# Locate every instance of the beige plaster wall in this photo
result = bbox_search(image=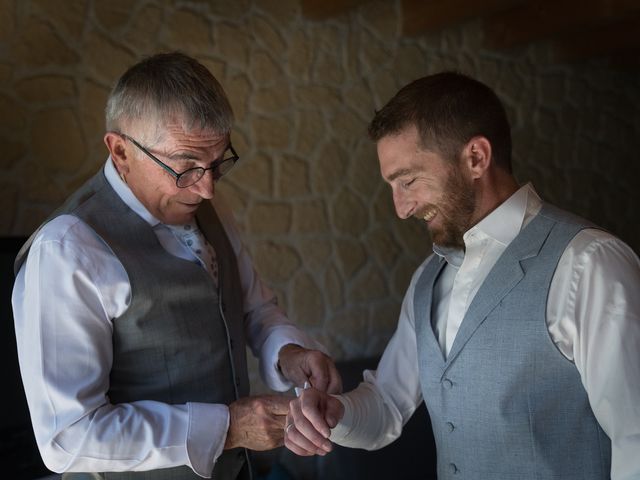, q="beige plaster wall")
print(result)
[2,0,639,390]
